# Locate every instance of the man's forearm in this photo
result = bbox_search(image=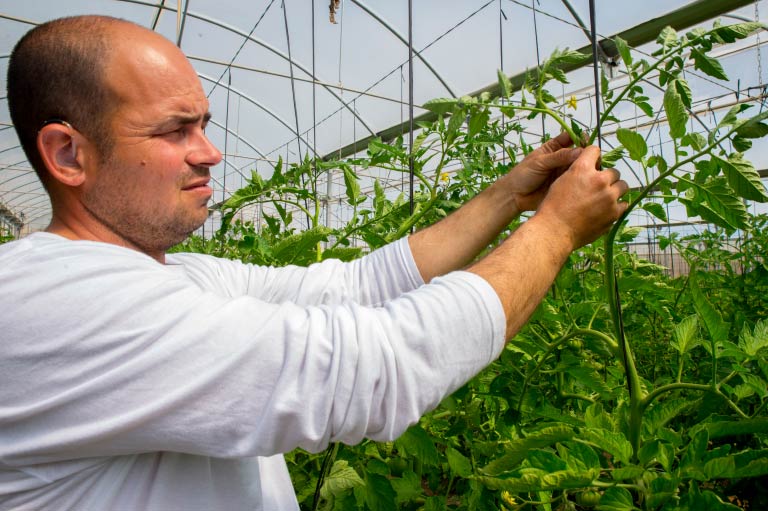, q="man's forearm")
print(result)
[408,181,521,283]
[466,214,573,339]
